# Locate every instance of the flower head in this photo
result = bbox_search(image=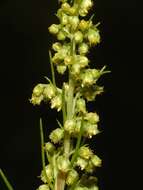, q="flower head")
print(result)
[66,169,79,185]
[57,155,71,173]
[49,128,64,144]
